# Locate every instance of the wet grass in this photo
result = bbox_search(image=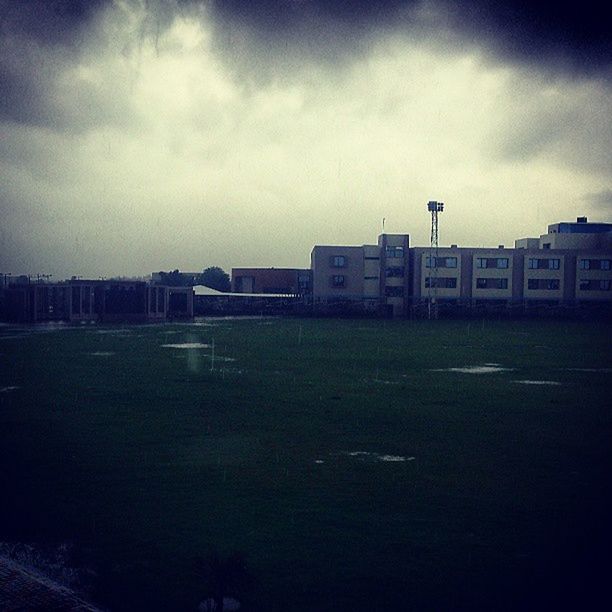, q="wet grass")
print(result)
[1,318,611,611]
